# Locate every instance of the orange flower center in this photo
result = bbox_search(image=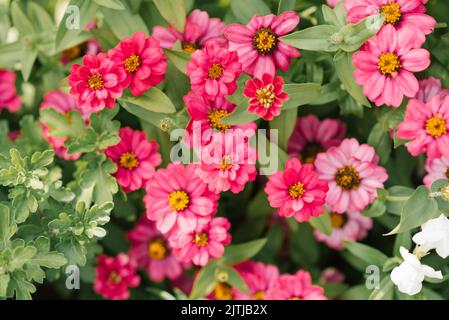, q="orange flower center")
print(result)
[214,283,234,300]
[119,152,139,170]
[253,28,277,54]
[148,237,168,260]
[426,116,447,138]
[181,42,198,53]
[124,54,141,73]
[378,52,401,76]
[208,63,224,79]
[168,190,190,211]
[219,155,233,170]
[289,182,305,199]
[208,109,231,131]
[88,75,104,90]
[193,233,208,247]
[108,271,122,284]
[253,291,265,300]
[335,166,360,191]
[256,84,276,108]
[330,212,347,229]
[380,2,402,25]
